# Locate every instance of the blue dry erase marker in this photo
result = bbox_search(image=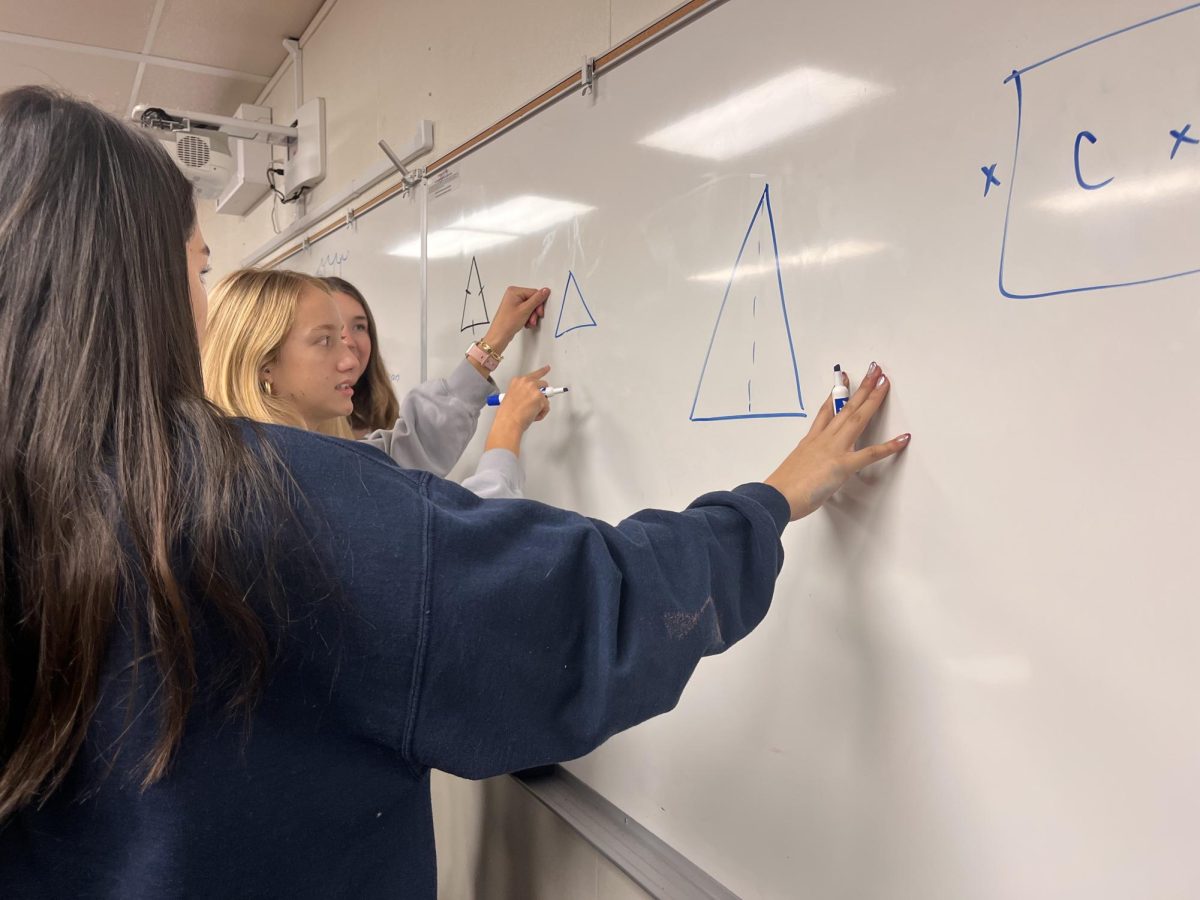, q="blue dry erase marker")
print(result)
[832,365,849,414]
[486,386,569,407]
